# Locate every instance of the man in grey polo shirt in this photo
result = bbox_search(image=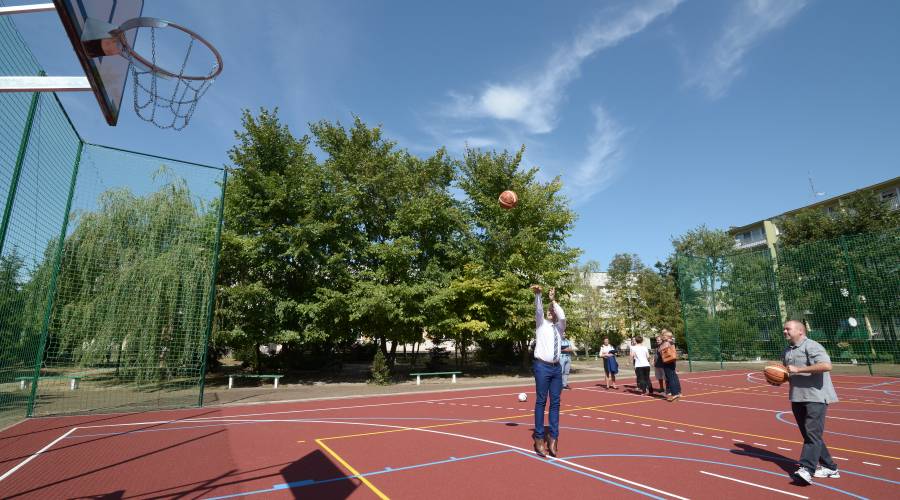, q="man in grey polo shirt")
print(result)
[782,320,840,485]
